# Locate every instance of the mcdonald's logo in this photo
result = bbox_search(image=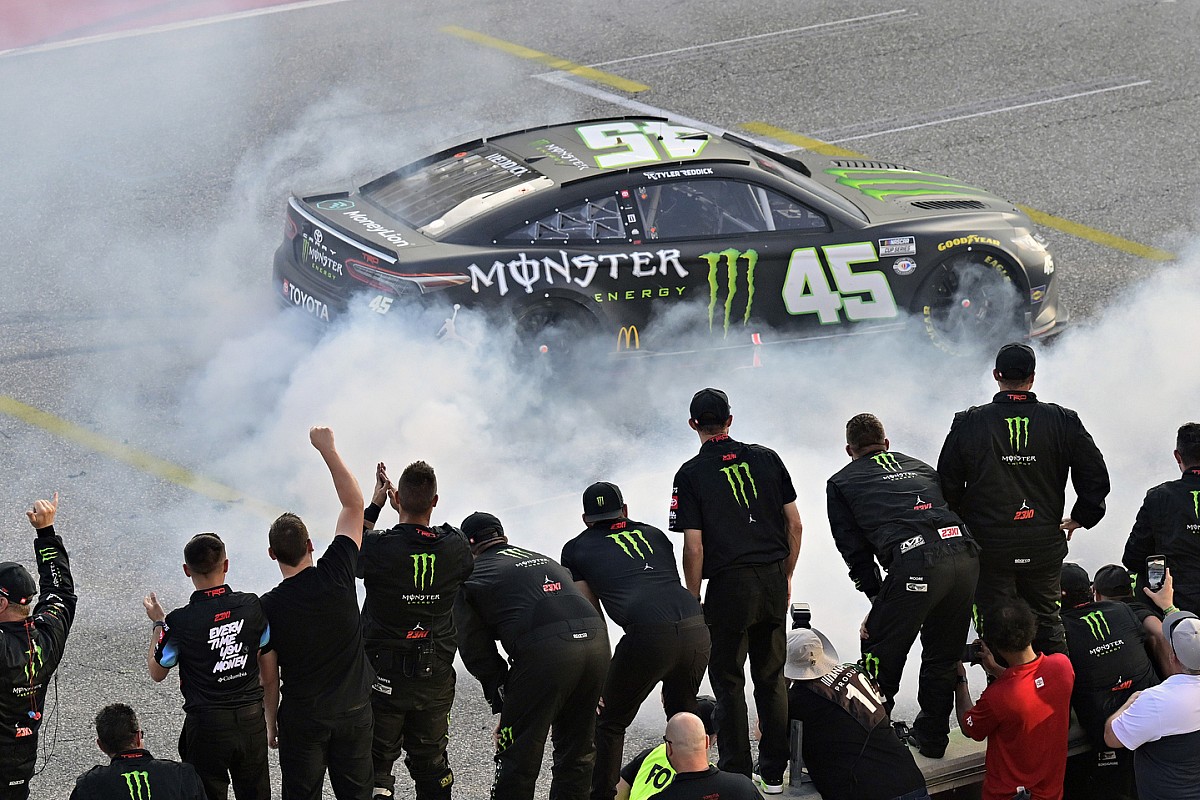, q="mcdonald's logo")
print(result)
[617,325,640,350]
